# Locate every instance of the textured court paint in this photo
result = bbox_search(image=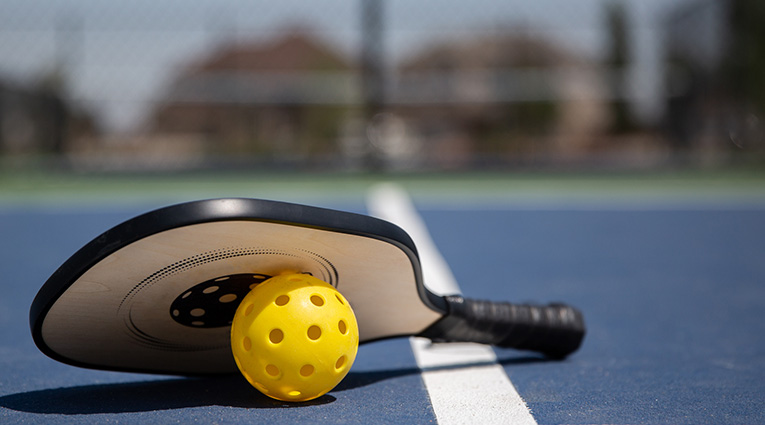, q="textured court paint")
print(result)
[5,198,765,423]
[420,208,765,424]
[367,183,537,425]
